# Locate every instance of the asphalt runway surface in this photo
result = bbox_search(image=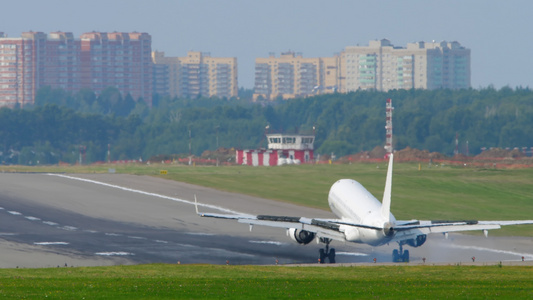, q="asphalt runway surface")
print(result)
[1,172,532,268]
